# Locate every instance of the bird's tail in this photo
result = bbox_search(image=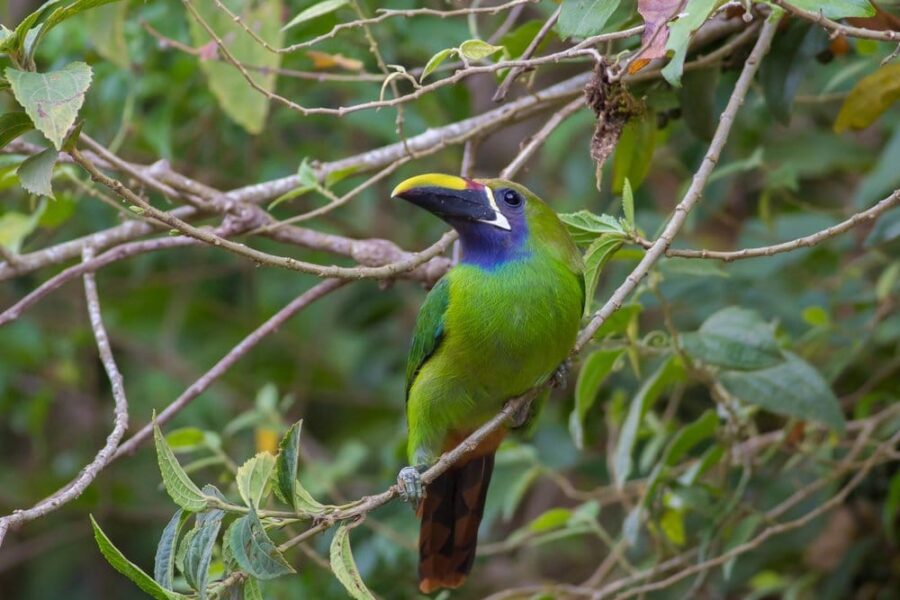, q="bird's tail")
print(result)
[417,452,495,594]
